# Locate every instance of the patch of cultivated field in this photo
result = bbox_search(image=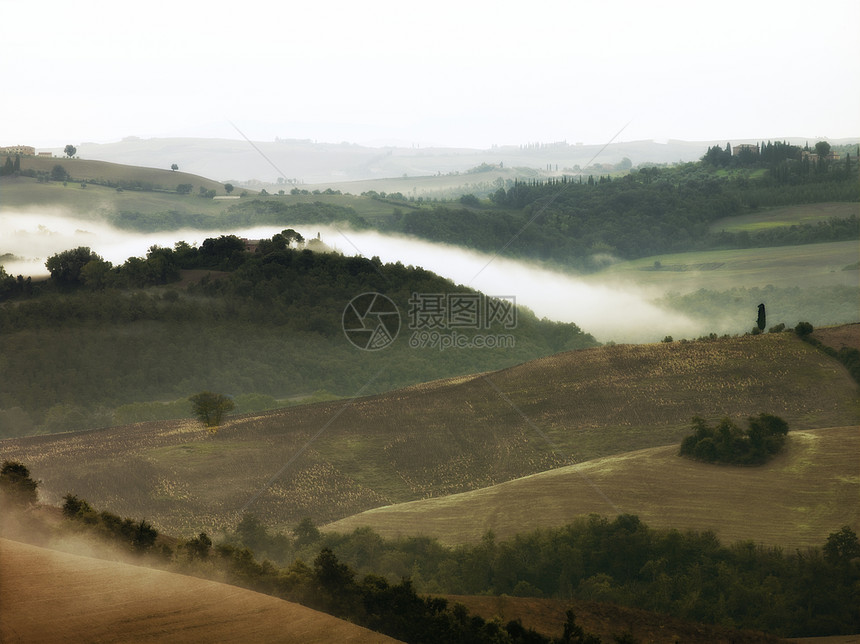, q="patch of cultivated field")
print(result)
[0,538,400,643]
[326,426,860,549]
[1,333,856,536]
[710,202,859,233]
[591,240,860,292]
